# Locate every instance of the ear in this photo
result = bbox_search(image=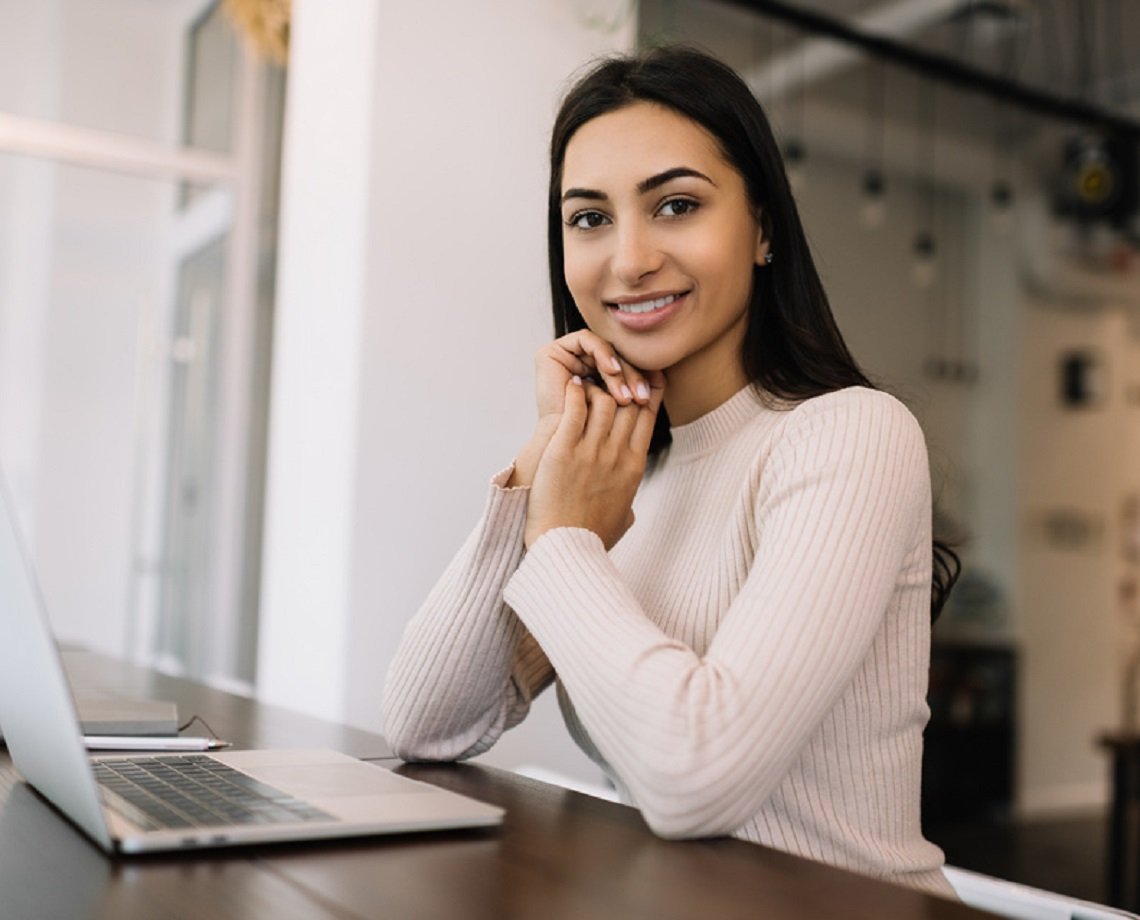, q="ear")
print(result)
[754,226,771,267]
